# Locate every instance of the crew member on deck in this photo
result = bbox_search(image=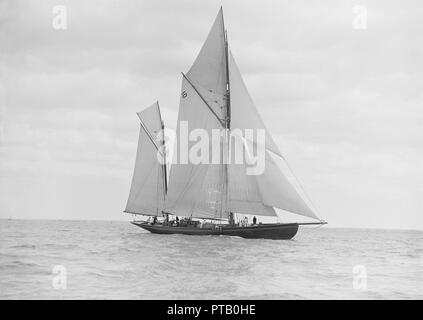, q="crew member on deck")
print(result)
[229,212,235,226]
[253,216,257,225]
[243,216,248,227]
